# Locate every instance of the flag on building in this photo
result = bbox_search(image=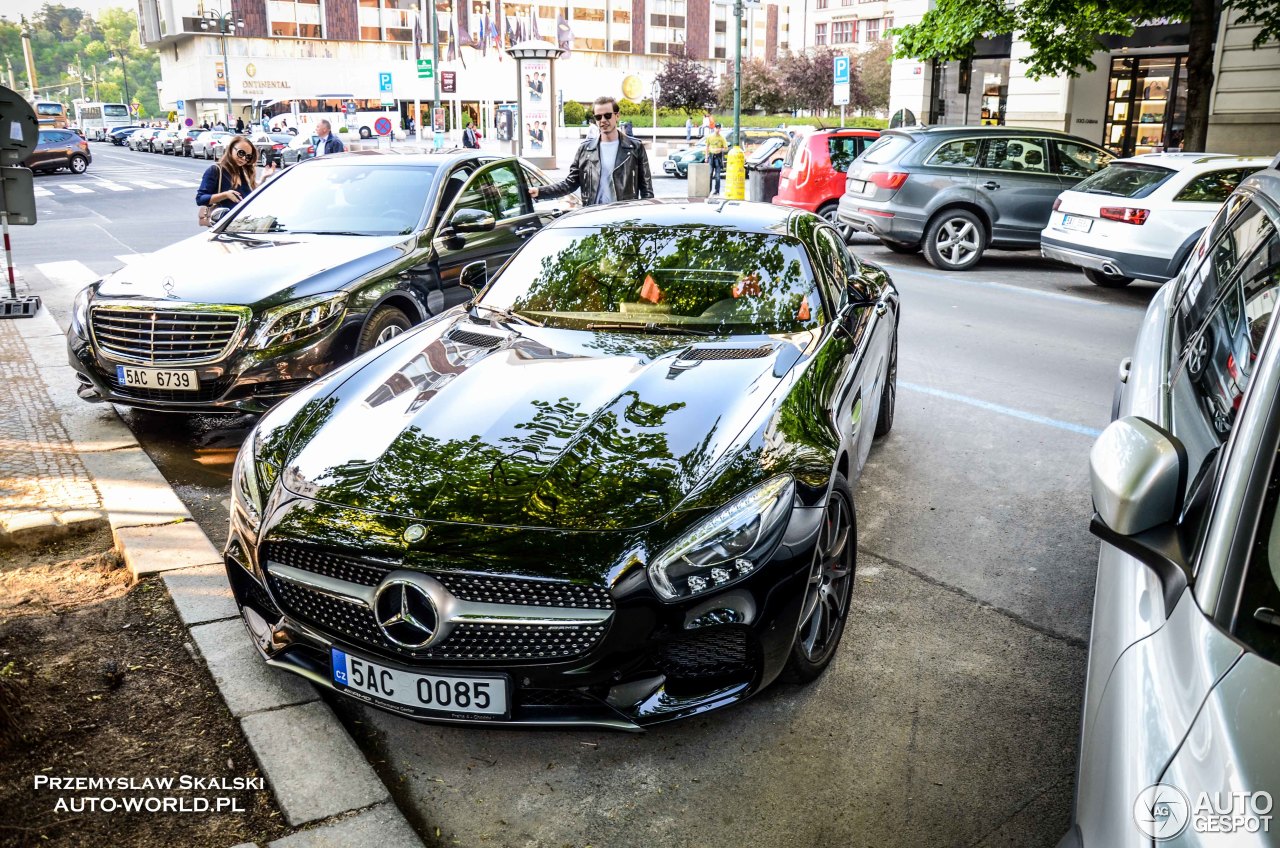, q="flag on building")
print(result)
[529,9,540,40]
[556,13,573,57]
[446,17,456,62]
[413,12,422,62]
